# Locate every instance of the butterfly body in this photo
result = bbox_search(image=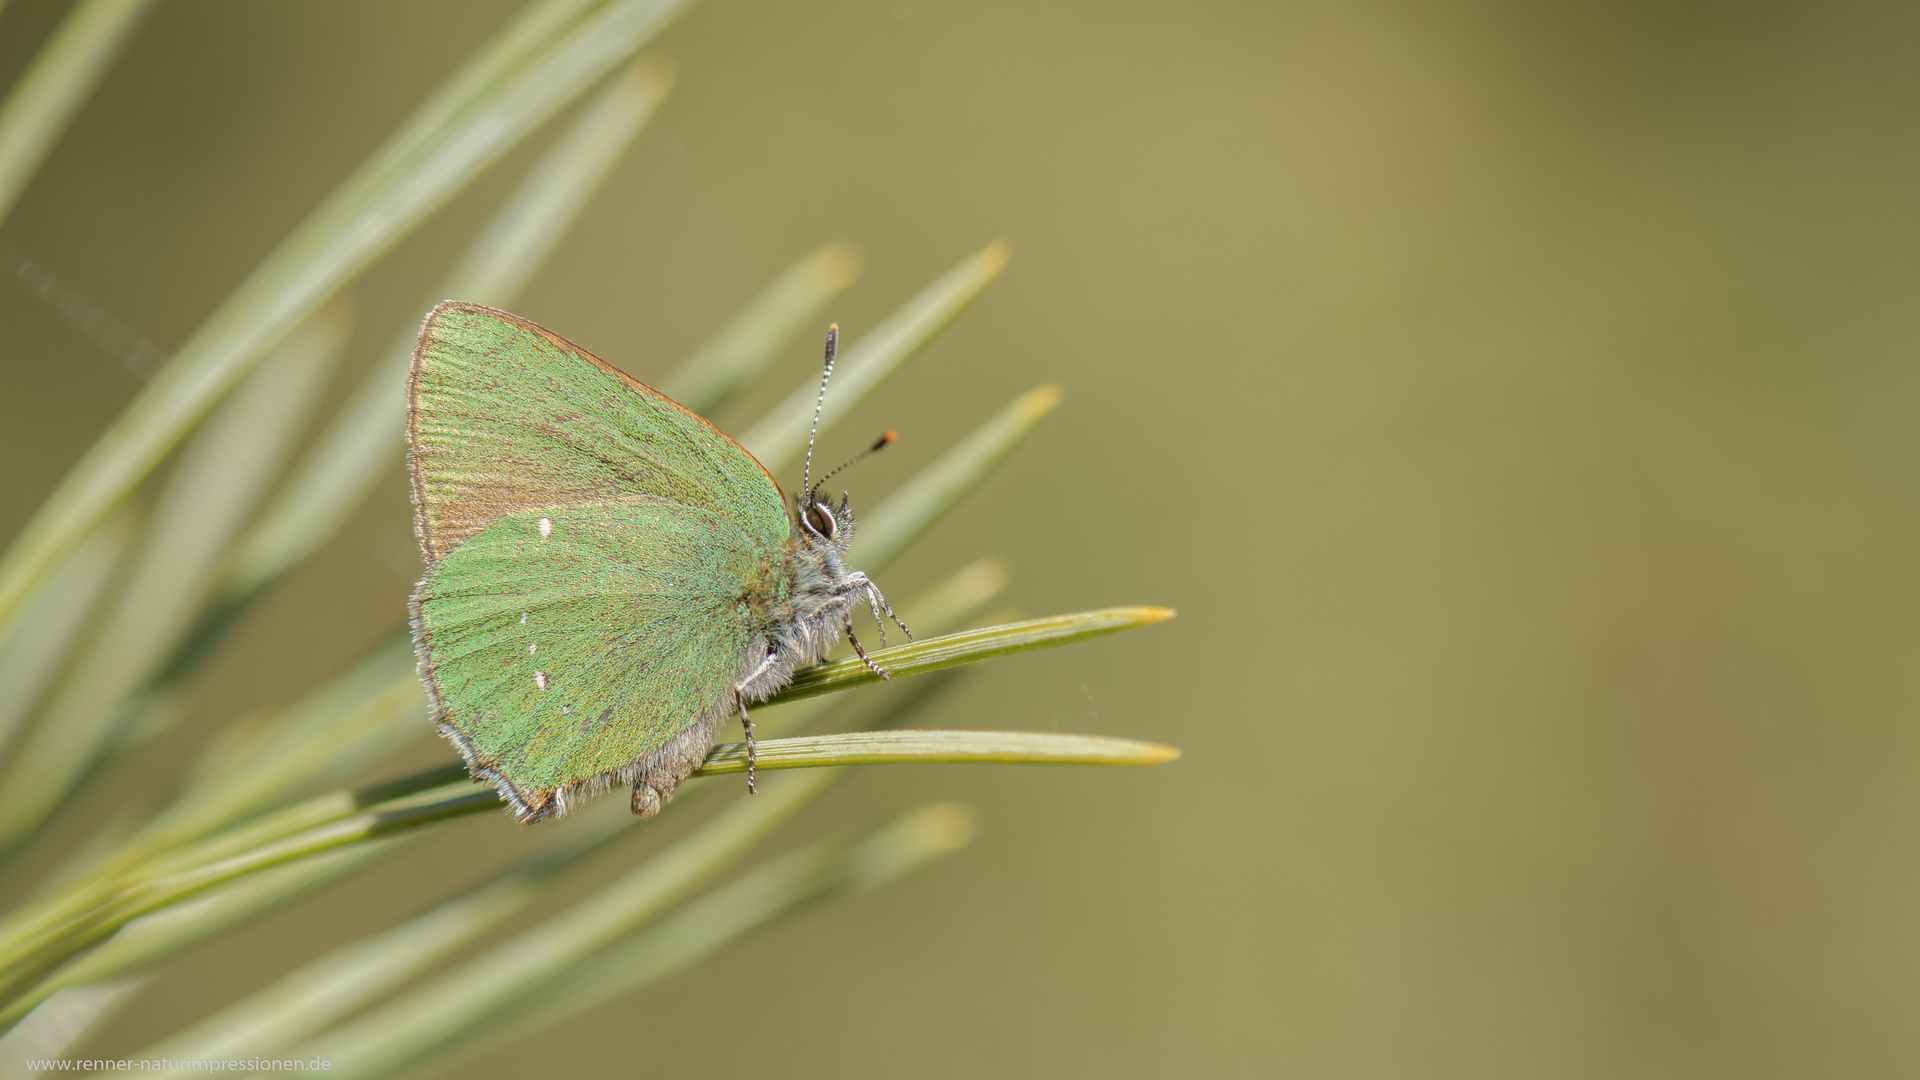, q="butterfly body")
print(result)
[406,302,891,823]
